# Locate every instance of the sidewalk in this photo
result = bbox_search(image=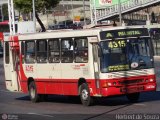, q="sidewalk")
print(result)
[154,56,160,91]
